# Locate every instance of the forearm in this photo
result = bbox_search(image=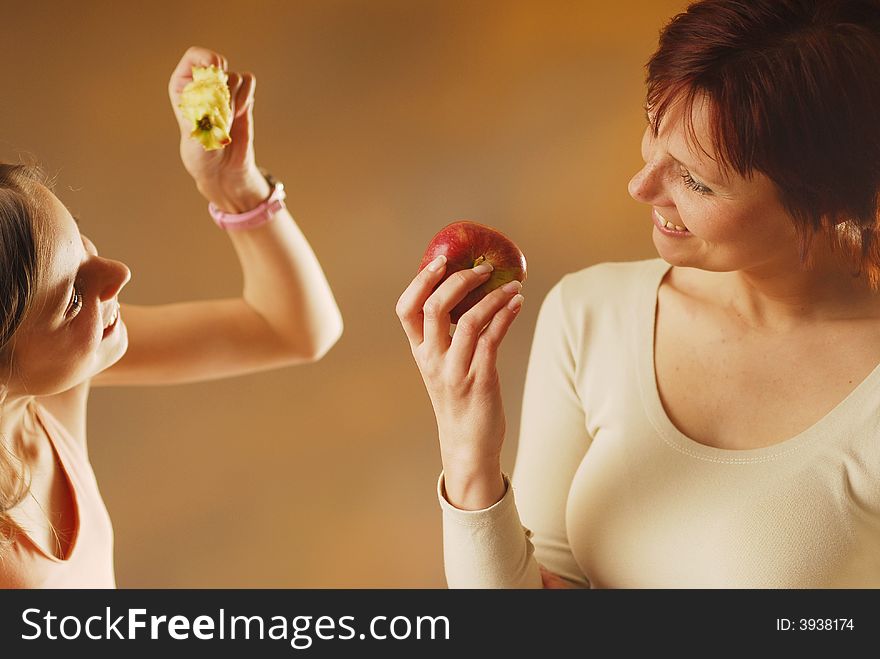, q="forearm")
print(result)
[224,204,343,361]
